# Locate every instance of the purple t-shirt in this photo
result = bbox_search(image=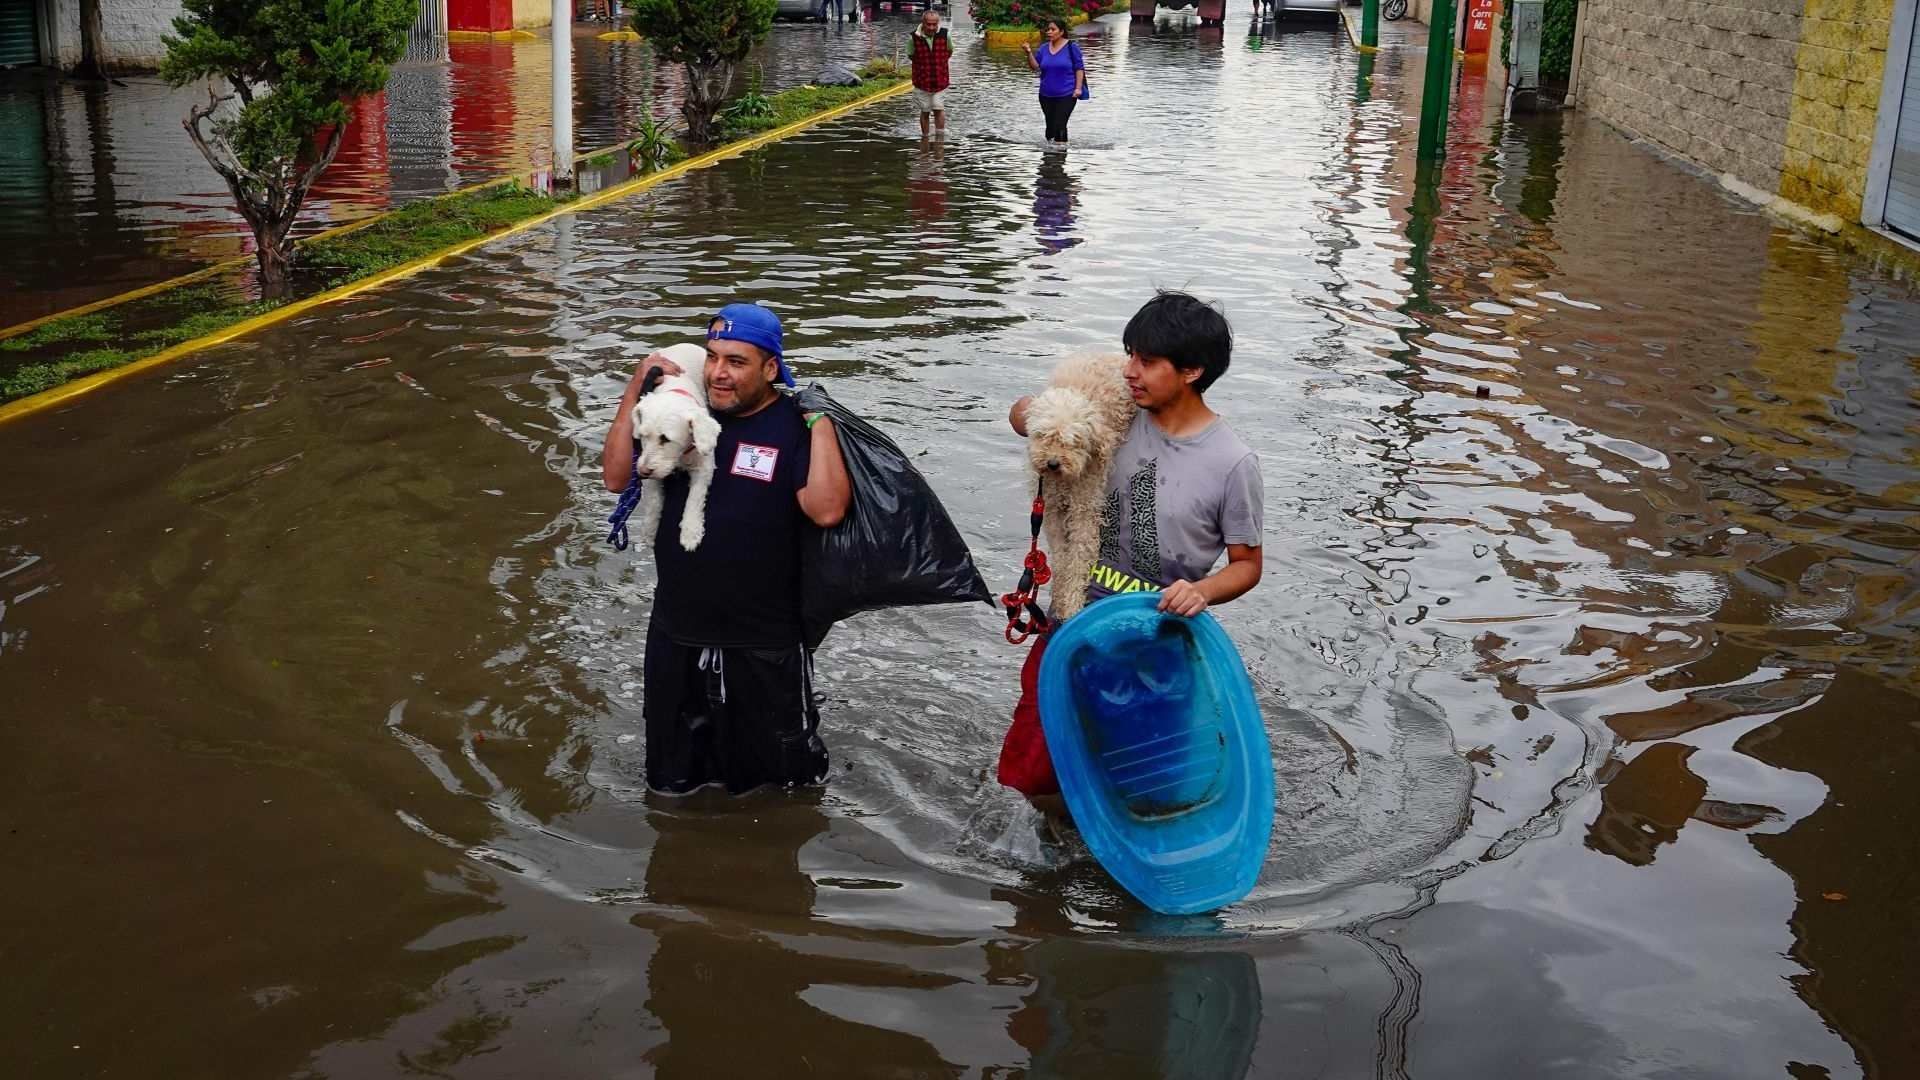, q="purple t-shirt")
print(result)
[1037,41,1083,99]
